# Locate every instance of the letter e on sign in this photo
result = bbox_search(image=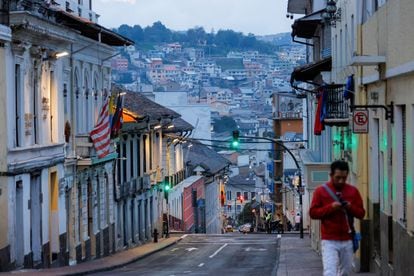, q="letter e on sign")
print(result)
[353,110,369,133]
